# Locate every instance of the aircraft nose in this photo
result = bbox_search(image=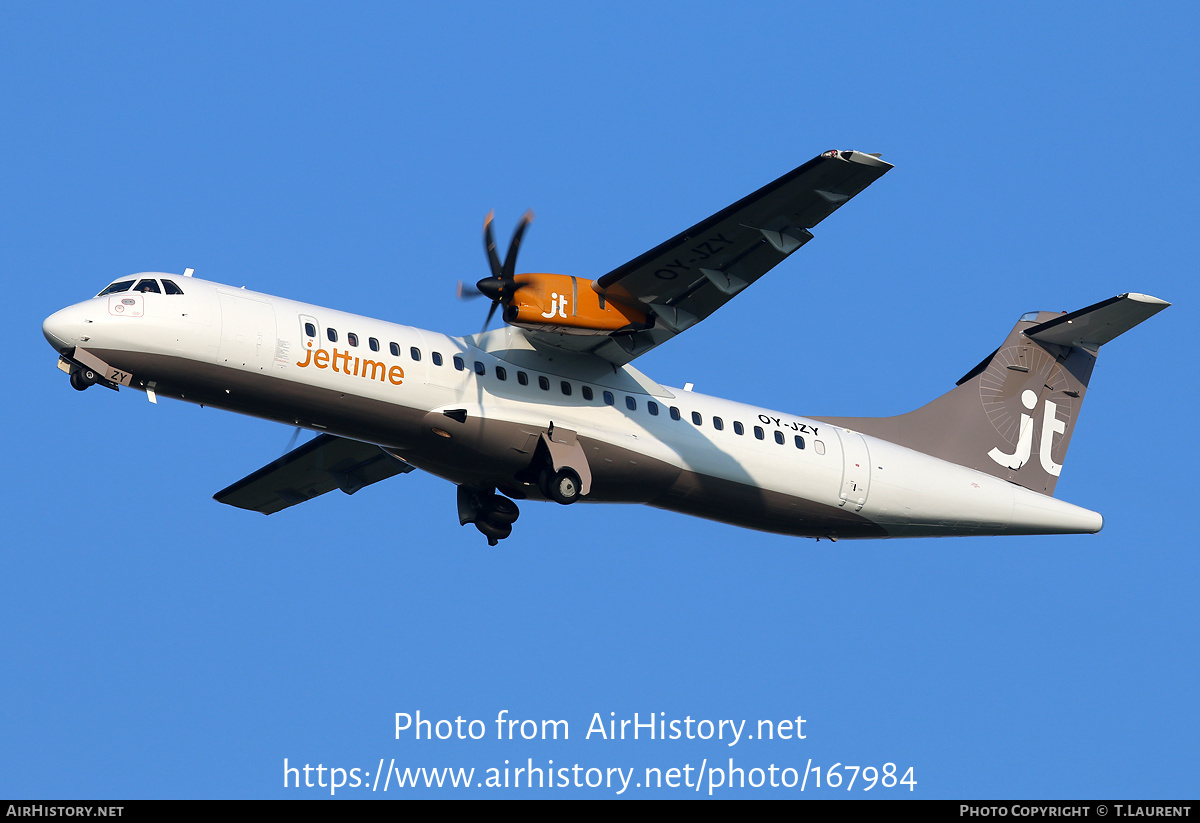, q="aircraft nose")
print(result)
[43,305,83,353]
